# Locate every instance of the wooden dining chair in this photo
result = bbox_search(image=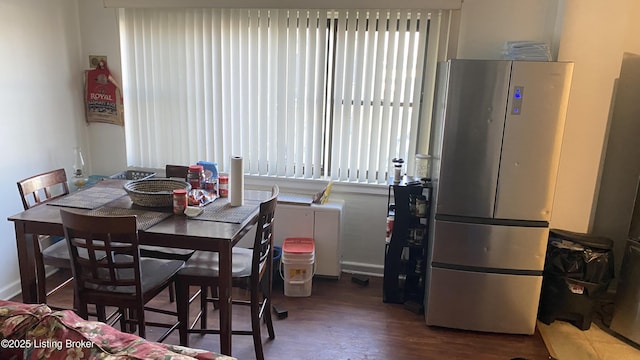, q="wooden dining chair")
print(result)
[60,209,184,341]
[165,164,189,180]
[175,185,278,360]
[140,164,192,264]
[132,164,195,304]
[17,168,75,306]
